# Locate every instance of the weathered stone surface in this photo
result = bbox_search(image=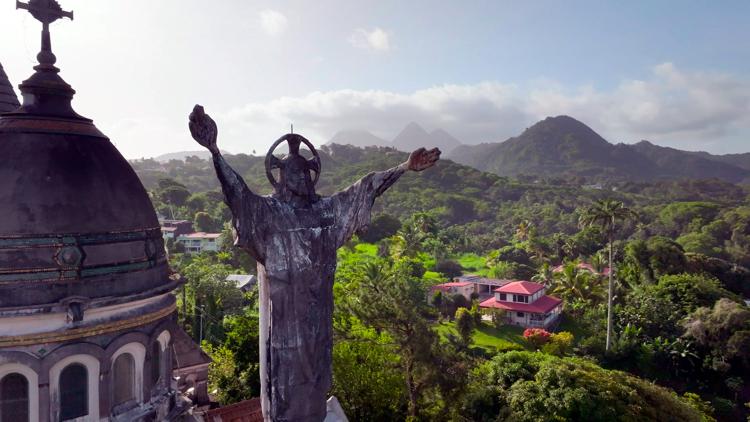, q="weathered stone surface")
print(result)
[189,105,440,421]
